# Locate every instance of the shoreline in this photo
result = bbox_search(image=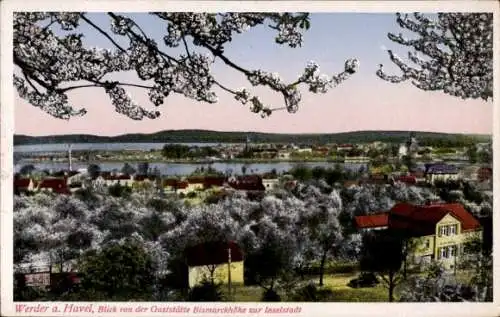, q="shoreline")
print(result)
[18,158,367,165]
